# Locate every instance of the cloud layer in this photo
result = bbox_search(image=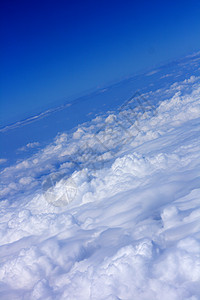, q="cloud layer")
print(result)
[0,63,200,299]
